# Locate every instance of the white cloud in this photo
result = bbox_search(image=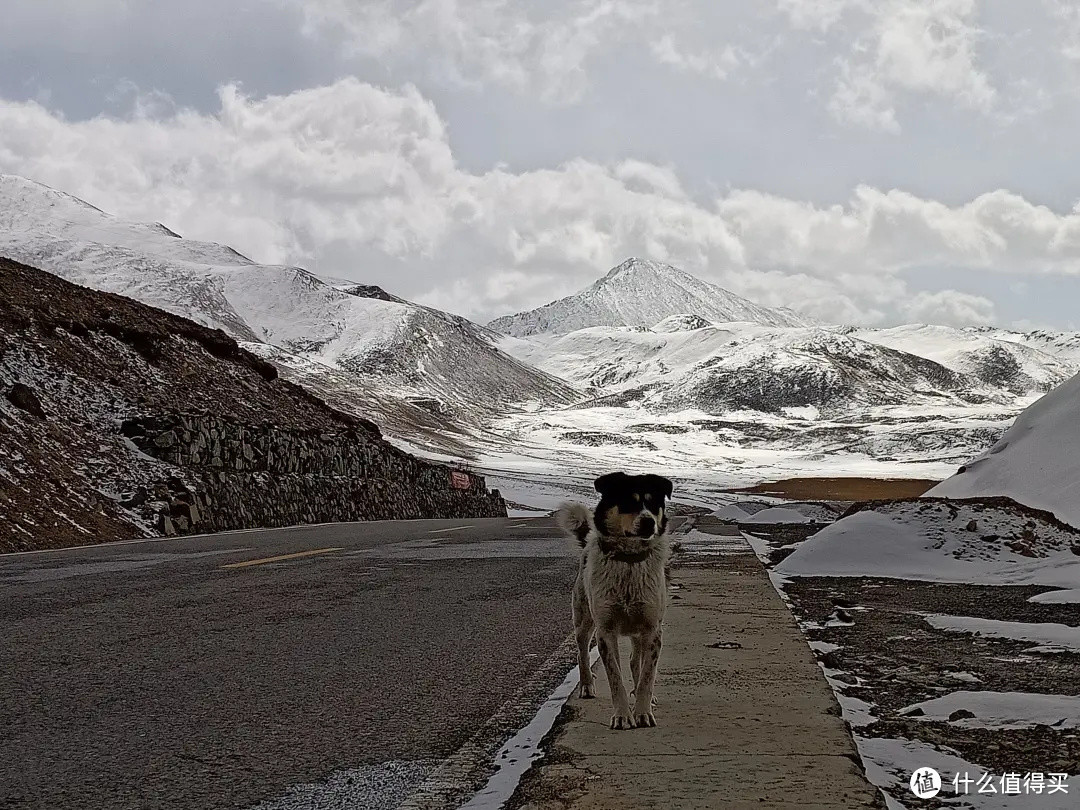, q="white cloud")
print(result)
[826,0,996,131]
[875,1,994,105]
[2,79,1080,327]
[829,57,901,133]
[288,0,659,103]
[1047,0,1080,62]
[649,35,742,80]
[901,289,996,326]
[776,0,861,32]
